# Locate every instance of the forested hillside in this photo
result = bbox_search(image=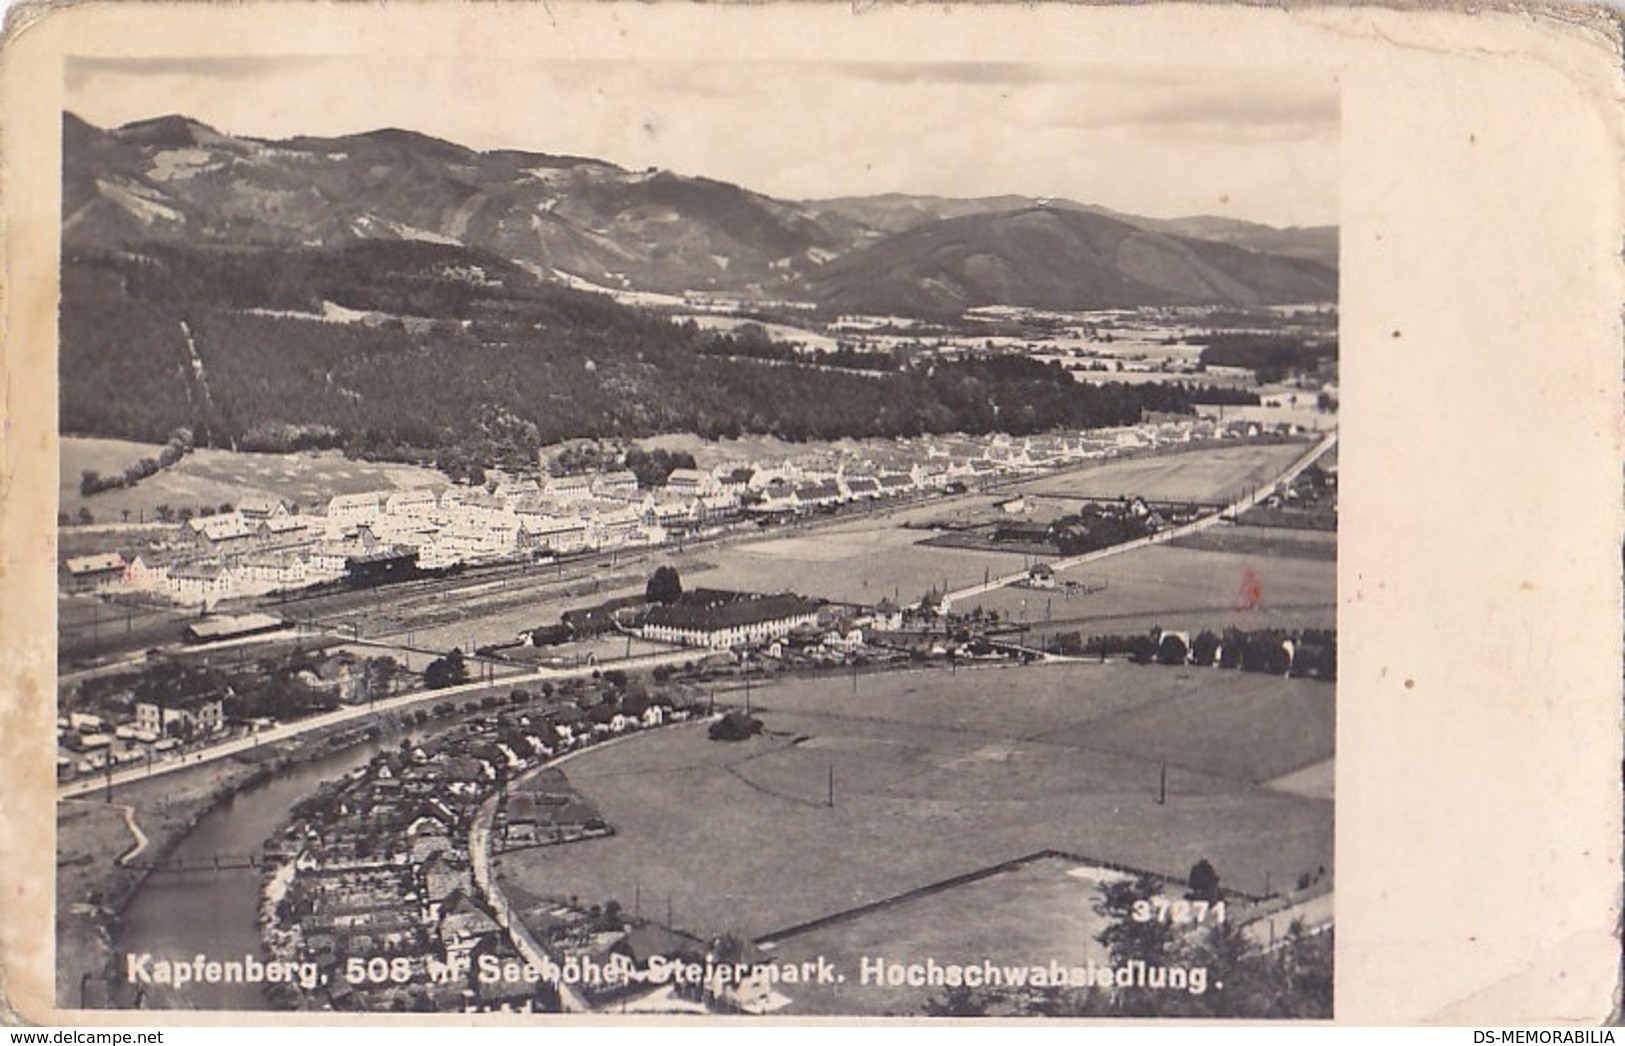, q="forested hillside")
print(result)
[62,242,1216,474]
